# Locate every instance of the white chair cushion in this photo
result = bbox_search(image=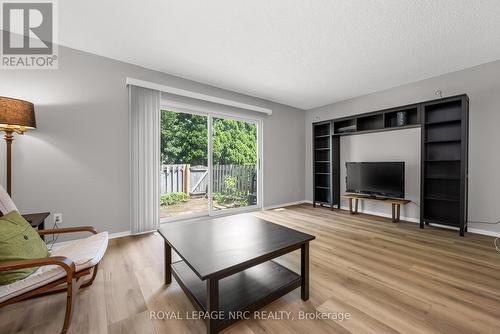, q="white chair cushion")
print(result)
[51,231,108,272]
[0,232,108,303]
[0,264,65,303]
[0,184,17,216]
